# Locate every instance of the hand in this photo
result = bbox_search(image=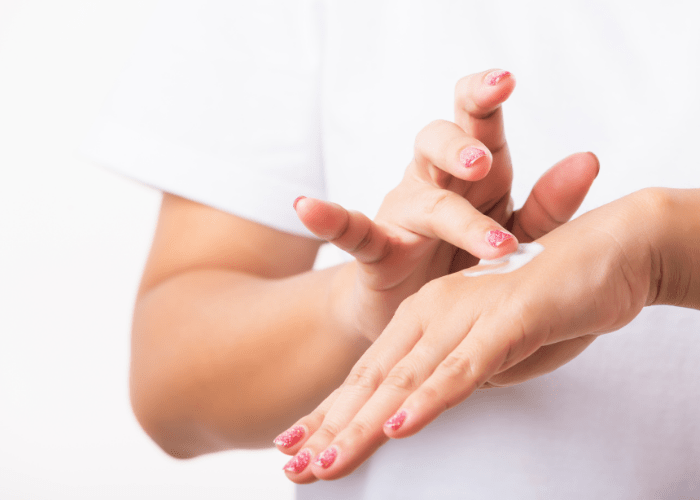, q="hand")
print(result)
[279,189,661,481]
[295,69,599,341]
